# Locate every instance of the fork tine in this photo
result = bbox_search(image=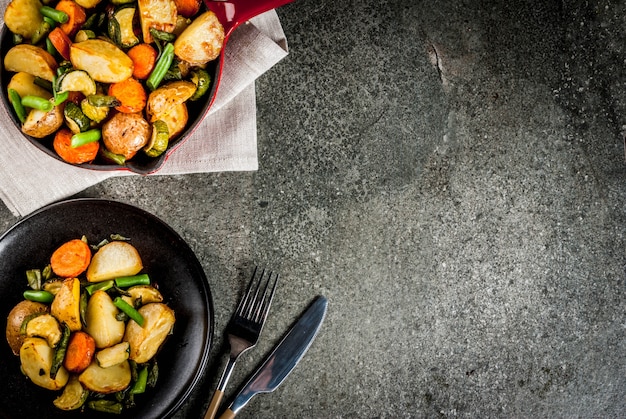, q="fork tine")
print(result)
[236,266,261,317]
[252,272,279,323]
